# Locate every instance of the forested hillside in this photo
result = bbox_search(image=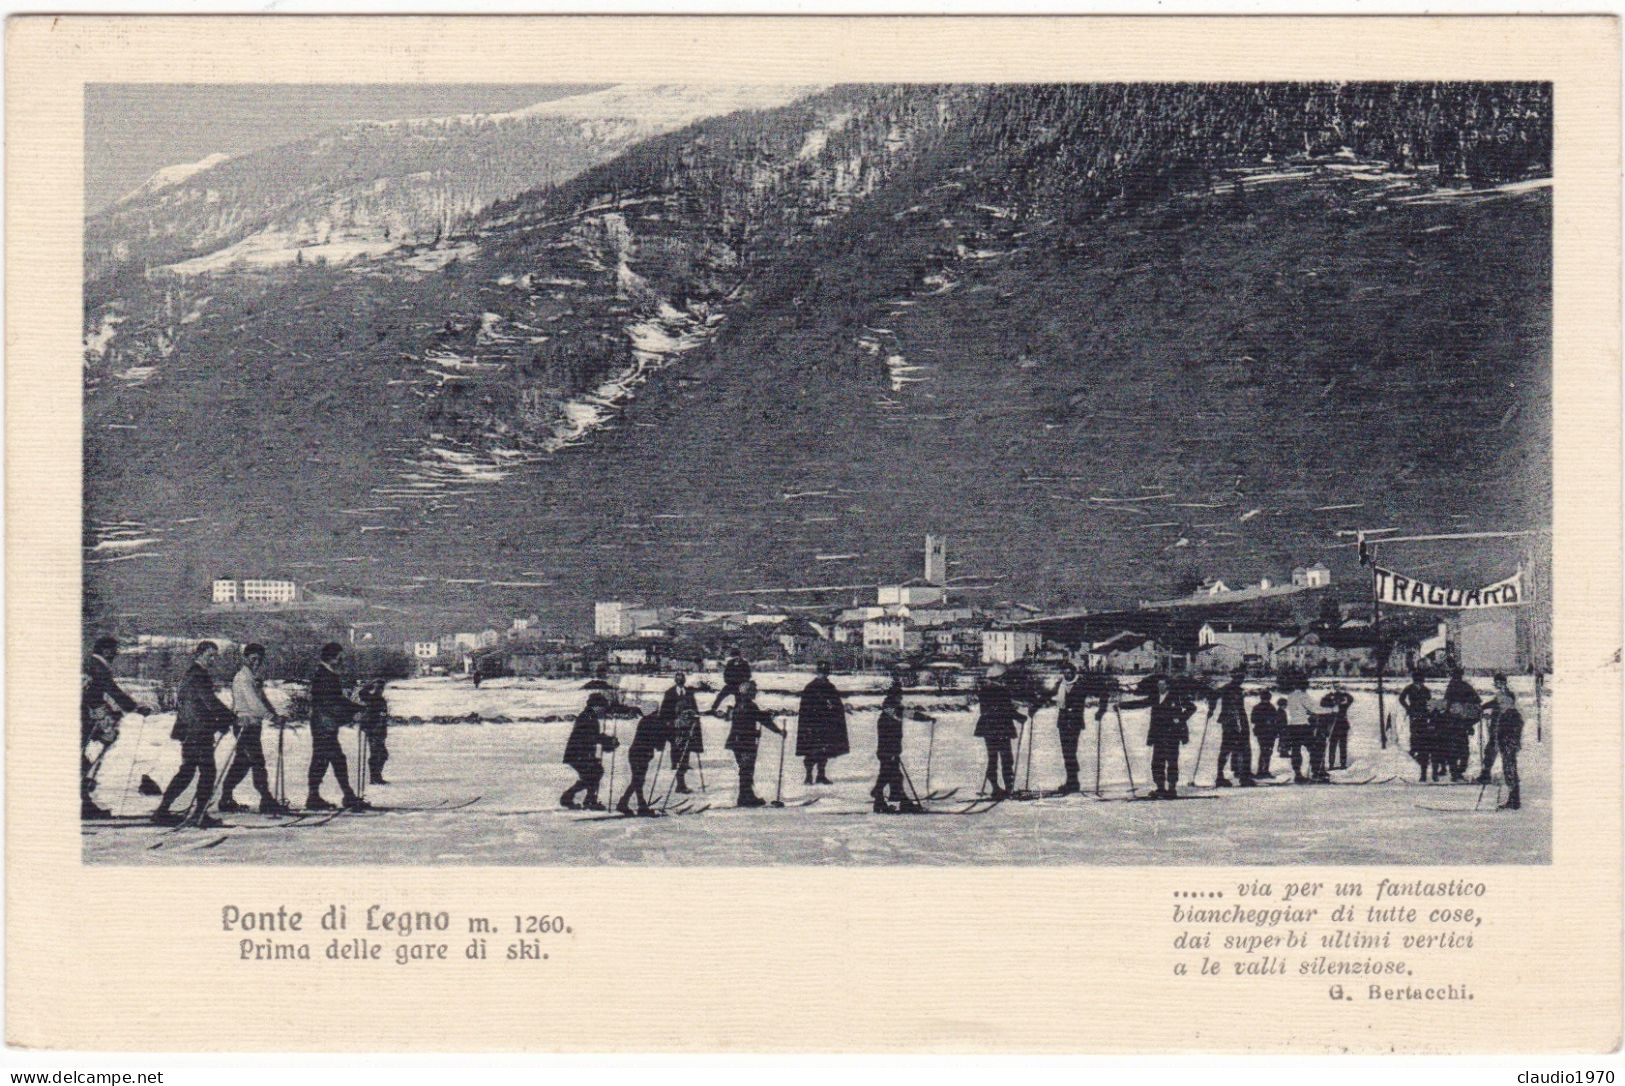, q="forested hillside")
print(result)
[83,83,1551,636]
